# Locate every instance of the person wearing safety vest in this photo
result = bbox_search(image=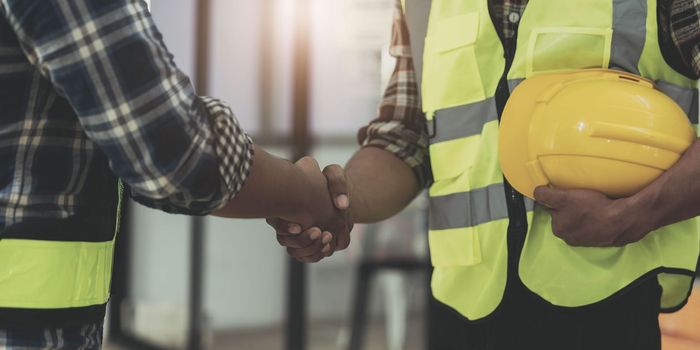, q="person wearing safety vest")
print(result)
[272,0,700,349]
[0,1,352,348]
